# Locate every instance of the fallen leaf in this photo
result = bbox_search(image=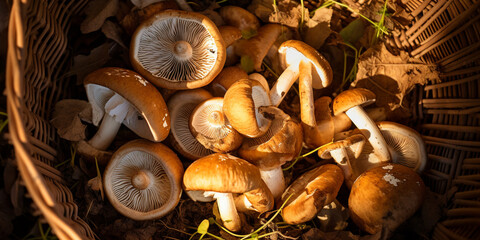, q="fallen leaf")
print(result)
[268,0,305,29]
[340,18,366,44]
[352,43,440,120]
[101,20,127,49]
[81,0,119,34]
[247,0,276,23]
[68,42,112,84]
[303,8,333,49]
[51,99,92,142]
